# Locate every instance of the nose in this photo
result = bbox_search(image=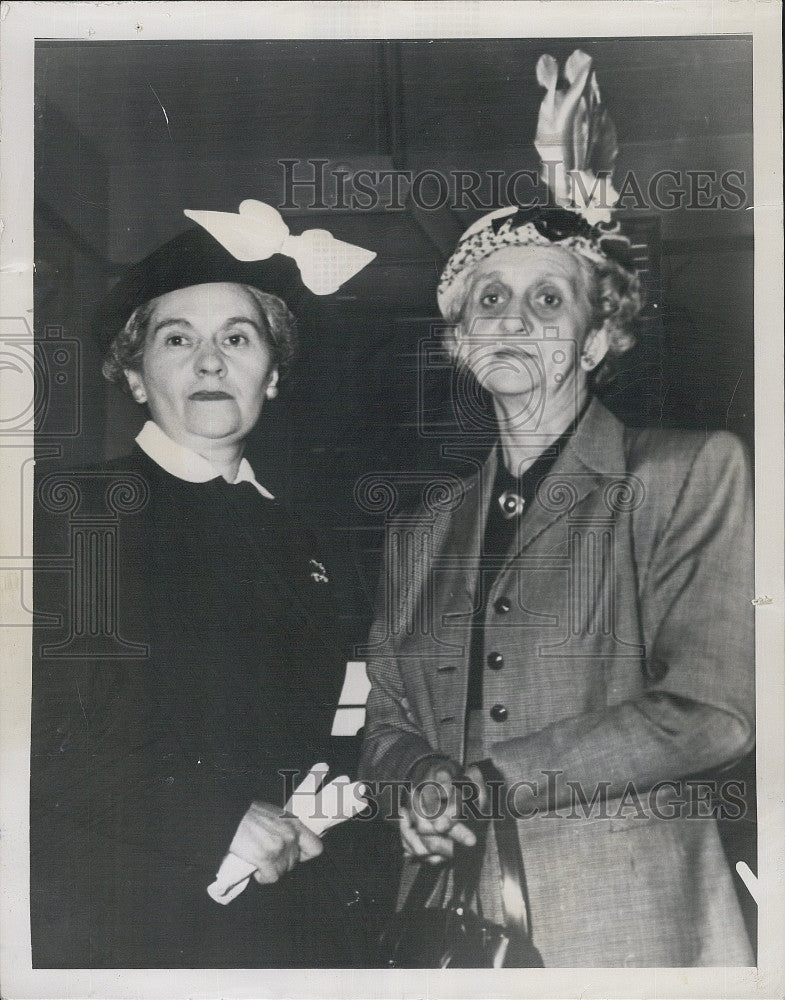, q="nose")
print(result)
[195,342,225,377]
[498,312,529,336]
